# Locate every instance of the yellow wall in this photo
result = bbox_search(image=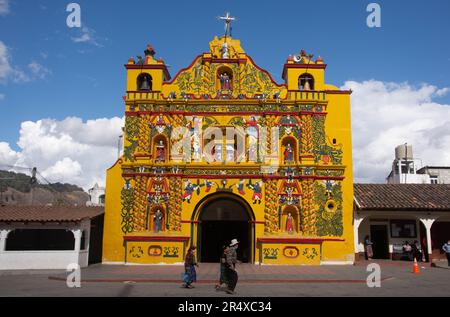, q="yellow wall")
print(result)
[102,35,354,265]
[102,159,126,262]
